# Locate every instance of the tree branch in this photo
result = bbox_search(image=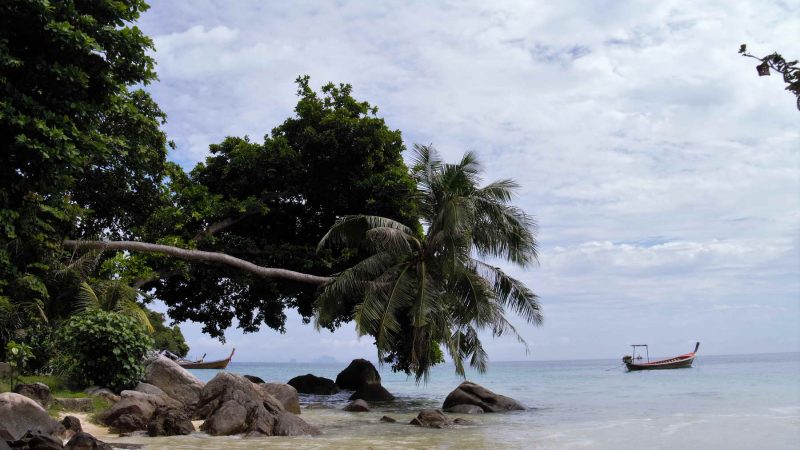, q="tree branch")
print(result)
[192,212,256,242]
[63,240,332,286]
